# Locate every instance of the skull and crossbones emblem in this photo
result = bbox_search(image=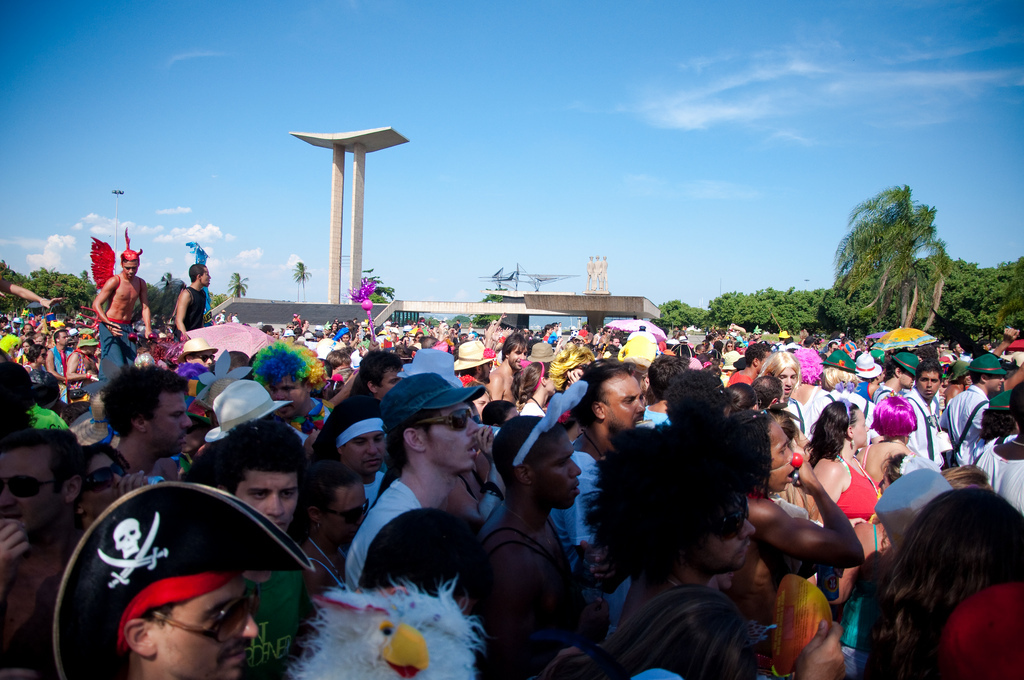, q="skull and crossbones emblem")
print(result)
[97,512,170,588]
